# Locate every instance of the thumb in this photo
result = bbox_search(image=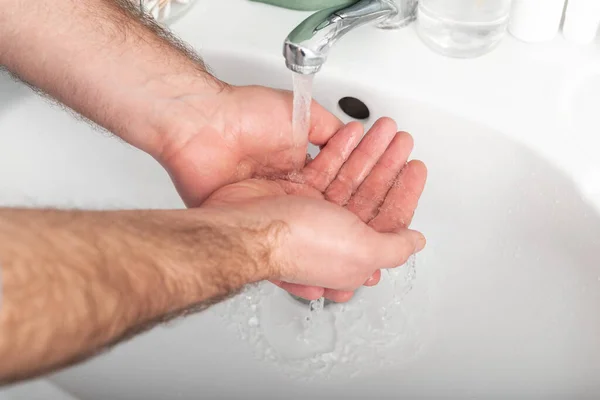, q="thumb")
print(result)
[308,101,344,146]
[369,229,426,269]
